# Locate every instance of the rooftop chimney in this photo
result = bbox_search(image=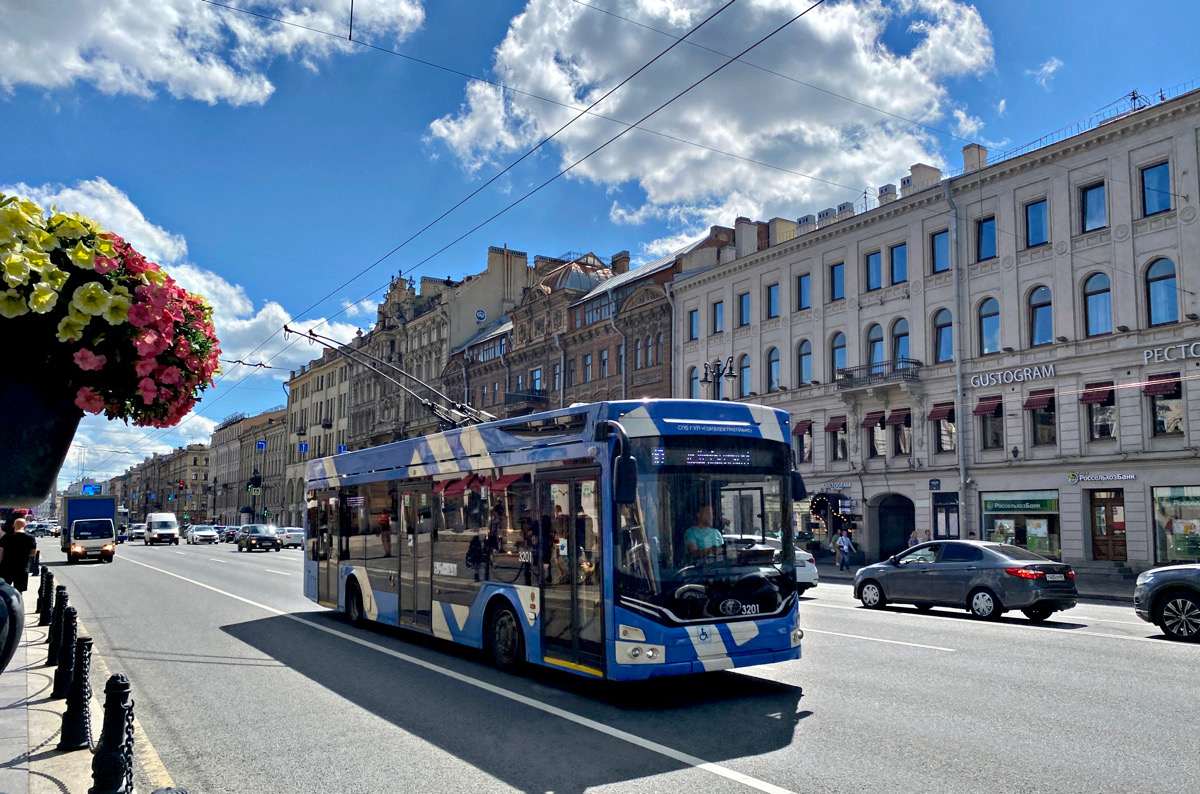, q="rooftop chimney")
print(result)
[797,214,816,235]
[836,201,856,221]
[816,207,837,228]
[901,163,942,197]
[611,250,630,275]
[735,217,758,258]
[877,184,897,205]
[768,217,797,247]
[962,143,988,173]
